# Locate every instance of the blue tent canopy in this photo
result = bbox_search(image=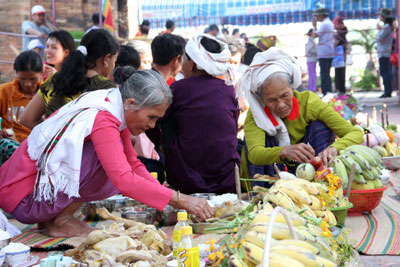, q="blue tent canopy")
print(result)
[140,0,397,29]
